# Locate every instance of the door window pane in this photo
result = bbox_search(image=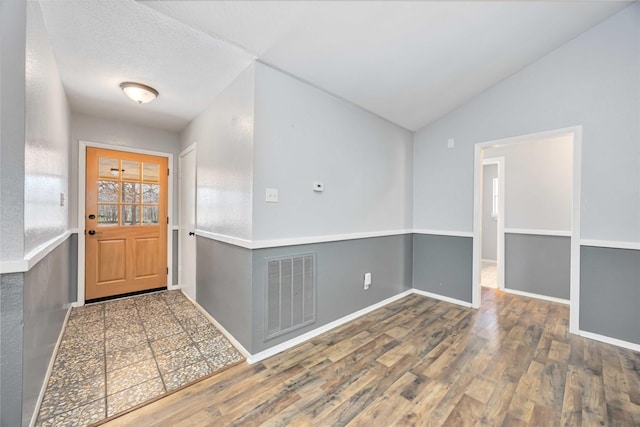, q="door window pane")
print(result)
[98,204,118,226]
[122,182,140,203]
[143,163,159,183]
[142,206,159,225]
[98,181,118,203]
[98,157,120,179]
[142,184,159,204]
[121,160,140,181]
[121,205,140,226]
